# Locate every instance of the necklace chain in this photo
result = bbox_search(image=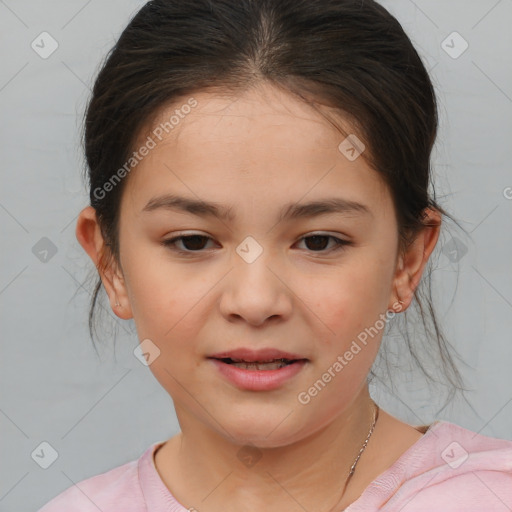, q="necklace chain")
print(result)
[331,399,380,512]
[348,399,379,477]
